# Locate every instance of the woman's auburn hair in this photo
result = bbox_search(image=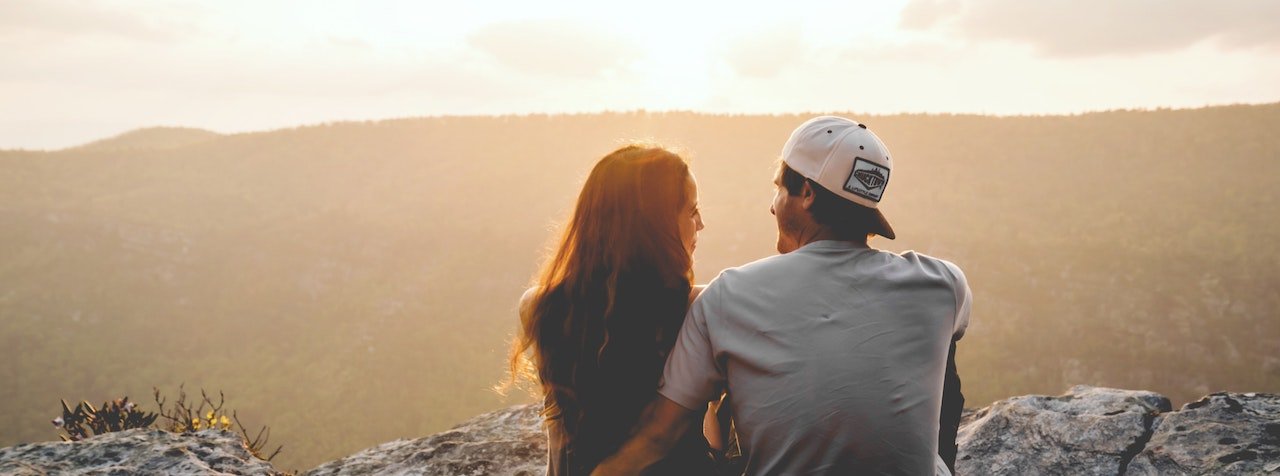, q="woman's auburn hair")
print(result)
[507,144,694,430]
